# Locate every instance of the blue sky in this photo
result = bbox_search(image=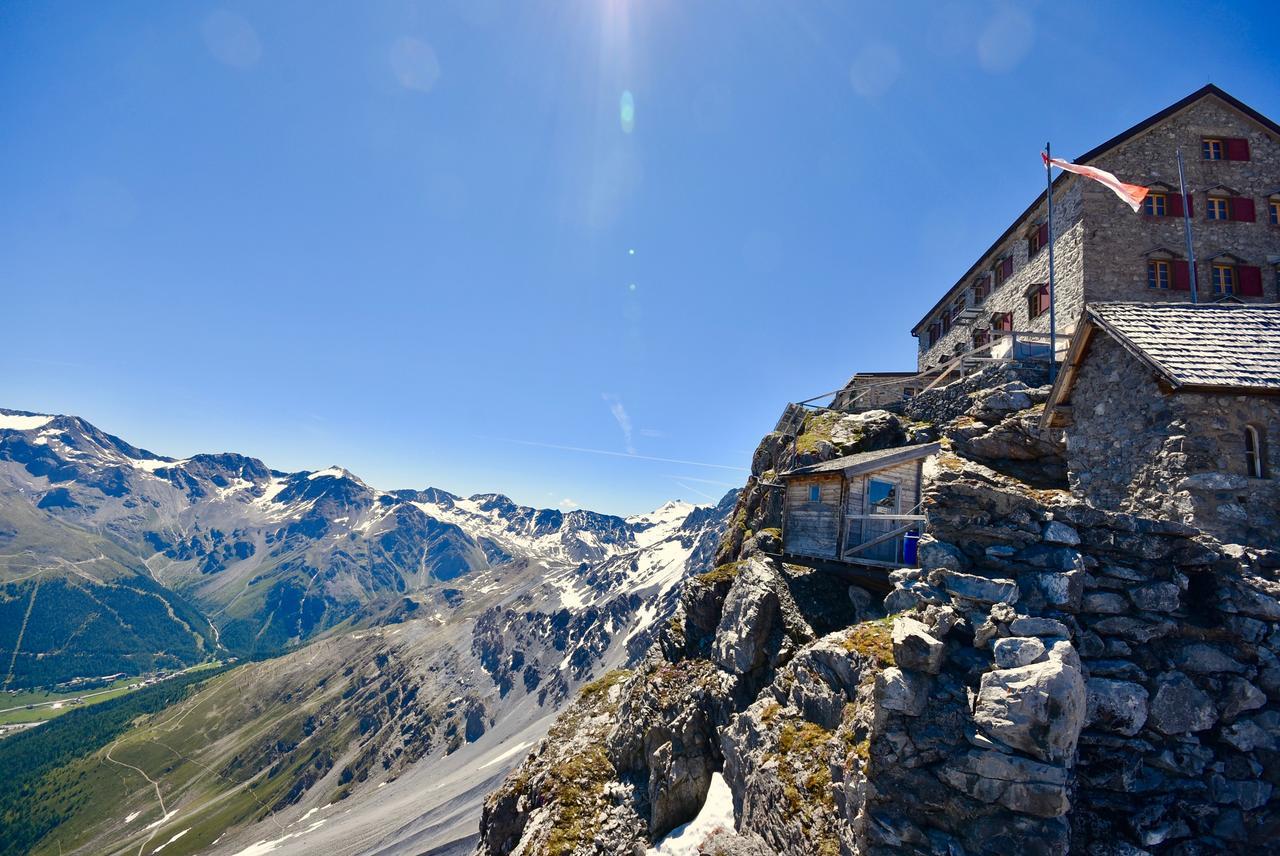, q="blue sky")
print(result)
[3,1,1278,515]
